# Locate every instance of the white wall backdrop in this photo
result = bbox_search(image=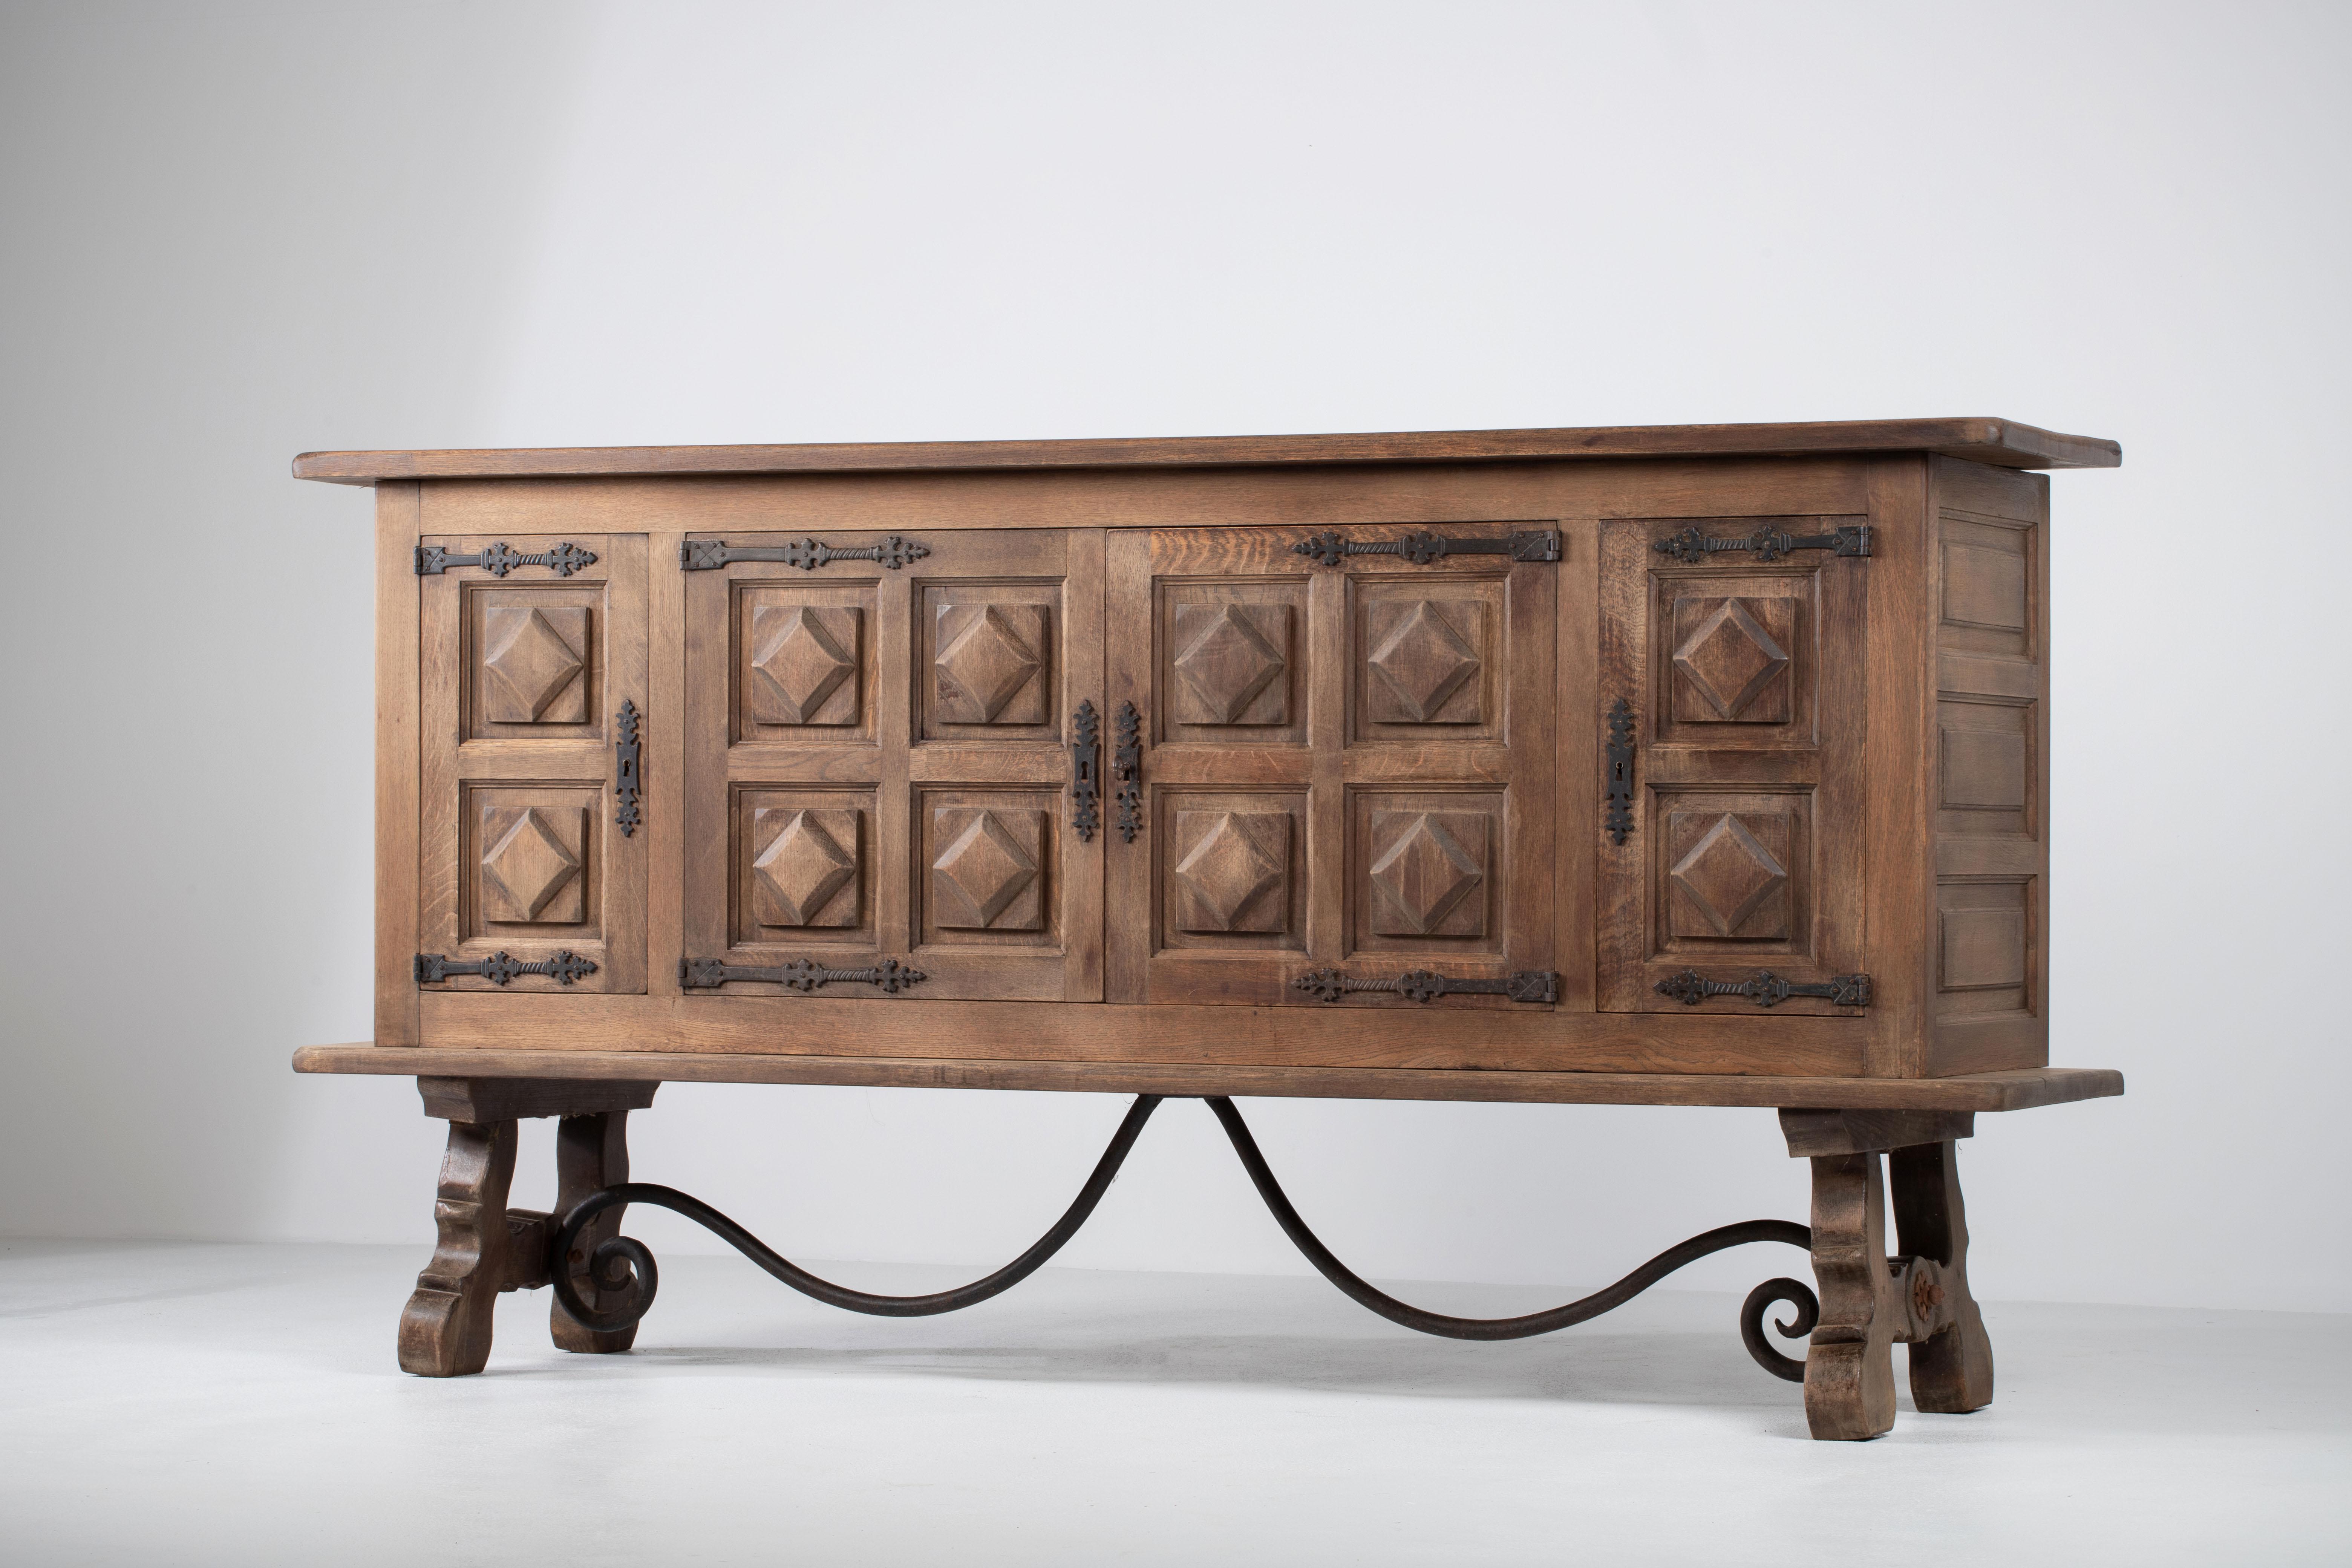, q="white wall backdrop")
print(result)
[3,0,2345,1311]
